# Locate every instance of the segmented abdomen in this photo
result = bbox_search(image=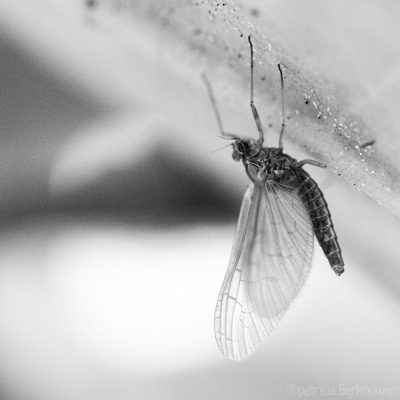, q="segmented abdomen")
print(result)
[297,169,344,275]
